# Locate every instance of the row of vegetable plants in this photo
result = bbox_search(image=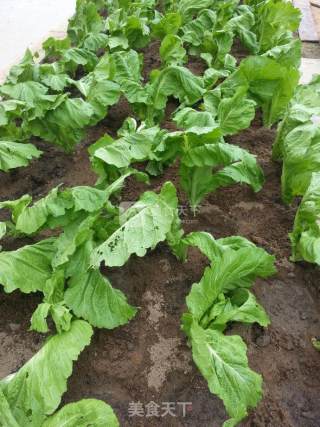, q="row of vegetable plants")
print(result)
[0,0,317,426]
